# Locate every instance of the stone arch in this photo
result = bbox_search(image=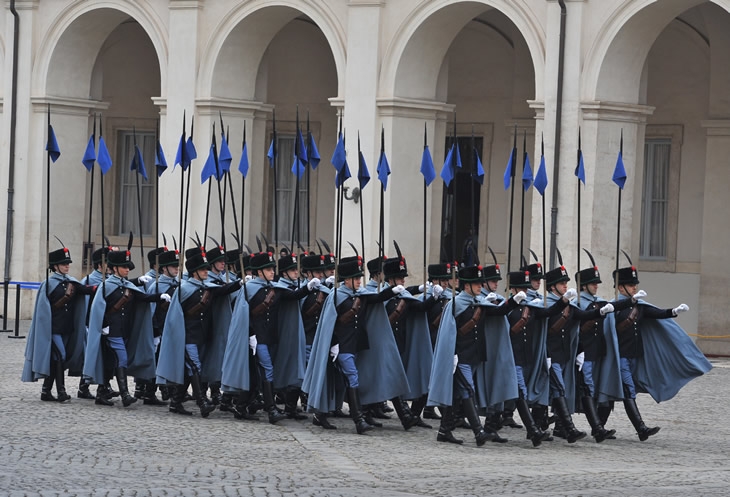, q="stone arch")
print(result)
[582,0,730,103]
[33,1,168,98]
[199,0,346,100]
[379,0,545,101]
